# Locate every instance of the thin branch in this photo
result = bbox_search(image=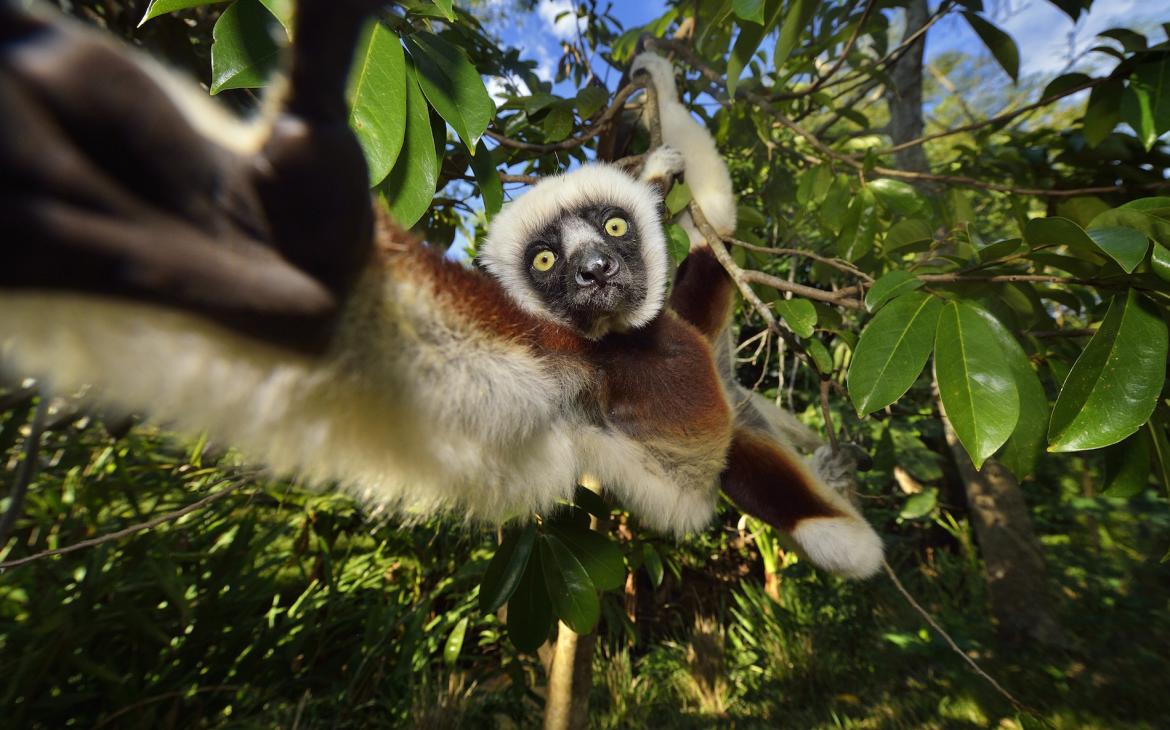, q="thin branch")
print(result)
[882,559,1034,715]
[742,269,865,309]
[729,239,874,282]
[800,0,878,98]
[0,478,249,570]
[486,81,641,153]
